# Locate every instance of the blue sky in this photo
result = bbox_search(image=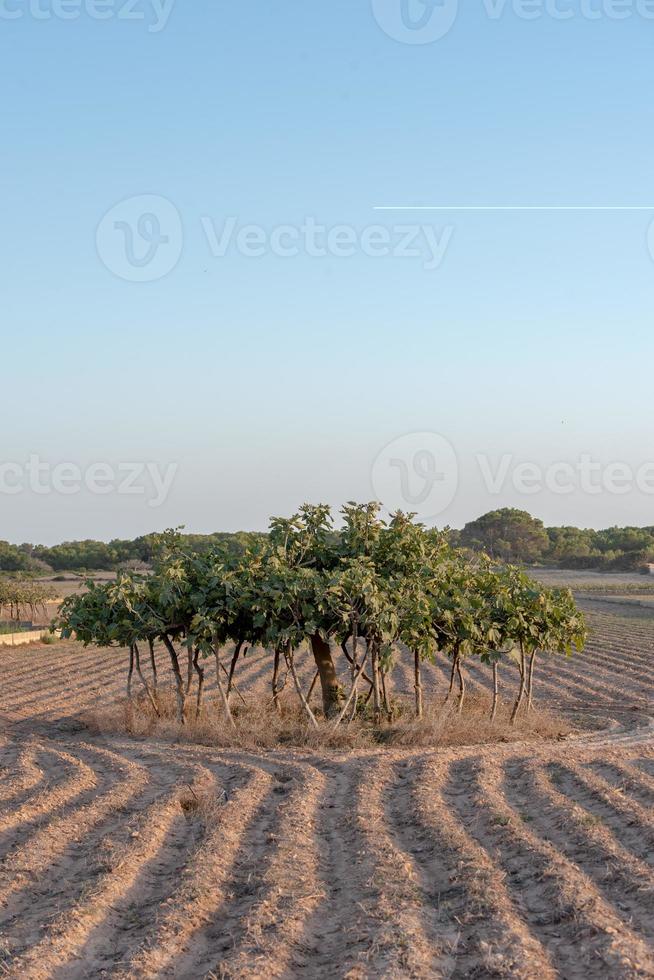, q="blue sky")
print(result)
[2,0,654,543]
